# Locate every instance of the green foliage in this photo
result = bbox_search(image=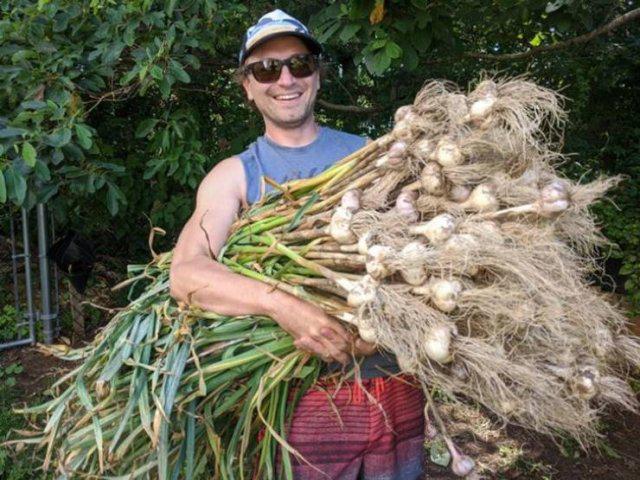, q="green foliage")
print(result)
[0,0,638,308]
[0,304,28,342]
